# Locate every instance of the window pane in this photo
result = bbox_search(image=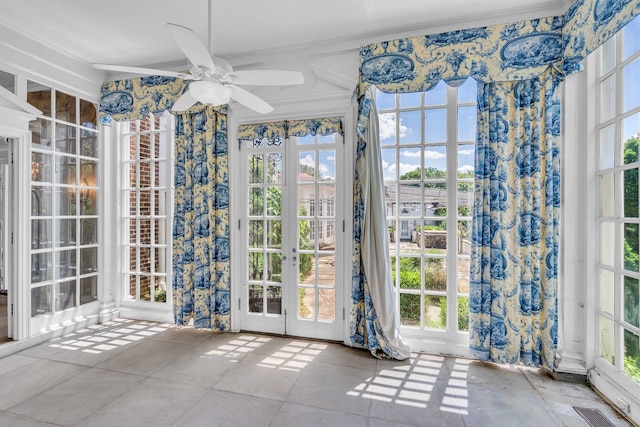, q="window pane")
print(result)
[379,113,398,145]
[600,75,615,122]
[80,99,97,129]
[425,295,446,329]
[623,169,638,217]
[80,276,98,305]
[31,152,52,182]
[56,280,76,311]
[457,106,476,142]
[81,218,97,245]
[624,59,640,113]
[30,118,52,149]
[600,269,614,315]
[624,15,640,60]
[458,144,475,178]
[424,258,447,291]
[56,249,76,279]
[55,123,76,154]
[80,129,98,158]
[80,247,98,275]
[56,91,76,123]
[400,293,421,326]
[600,222,615,266]
[624,276,639,327]
[601,36,616,75]
[55,155,76,185]
[425,81,446,106]
[56,218,76,247]
[249,220,263,248]
[623,329,640,382]
[600,124,616,170]
[457,78,477,104]
[249,284,264,313]
[32,219,52,249]
[32,186,52,216]
[267,286,282,314]
[399,111,421,144]
[599,316,615,365]
[249,188,263,216]
[381,148,396,180]
[31,252,52,283]
[399,92,420,108]
[425,109,446,142]
[267,153,282,184]
[31,285,52,316]
[27,83,51,117]
[600,173,614,217]
[424,145,447,174]
[249,154,263,183]
[376,91,396,110]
